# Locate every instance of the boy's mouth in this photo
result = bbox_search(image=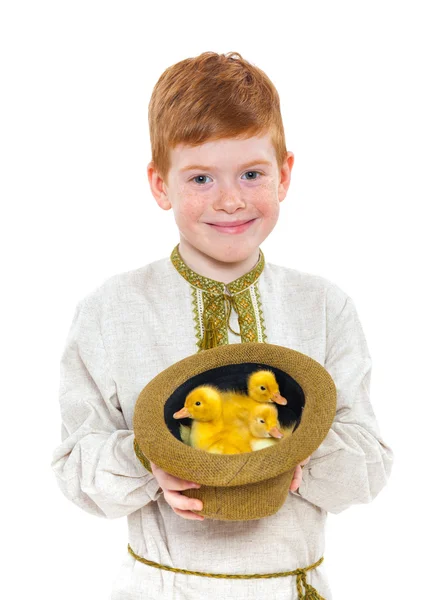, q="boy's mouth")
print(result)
[206,219,257,234]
